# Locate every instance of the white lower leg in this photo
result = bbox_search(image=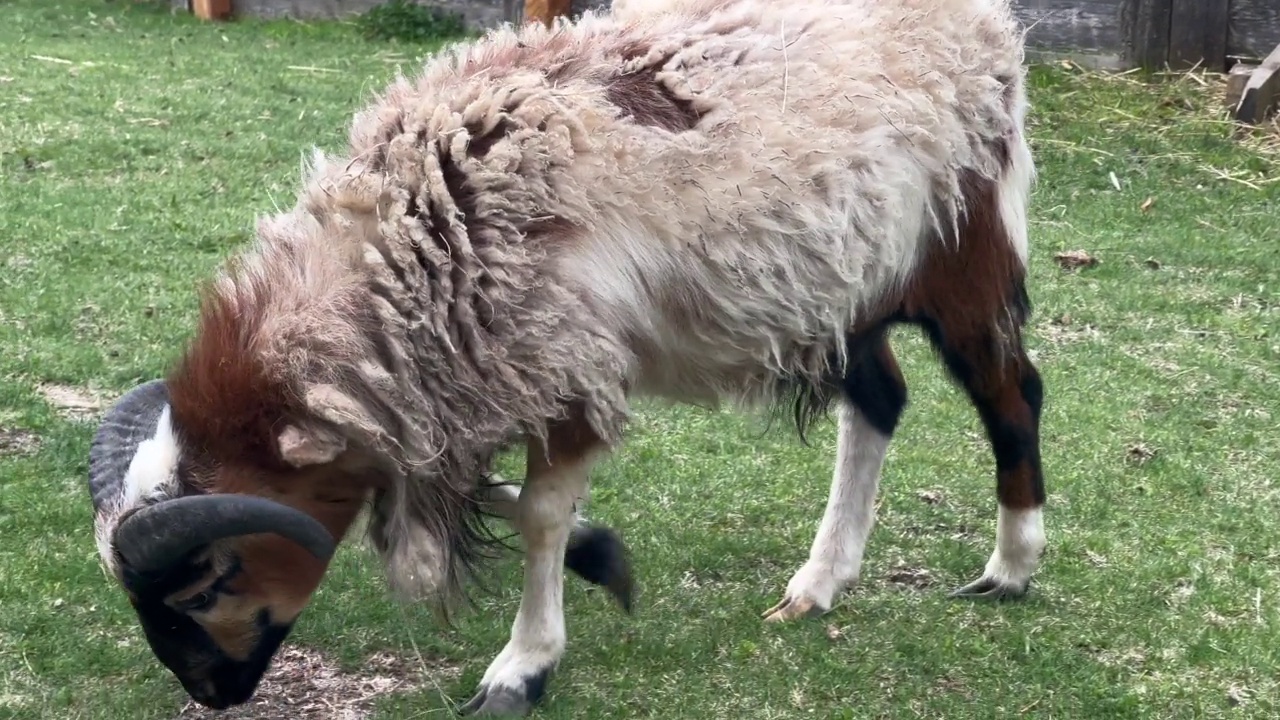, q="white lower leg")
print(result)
[980,505,1045,589]
[476,464,589,694]
[767,403,889,619]
[478,474,587,532]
